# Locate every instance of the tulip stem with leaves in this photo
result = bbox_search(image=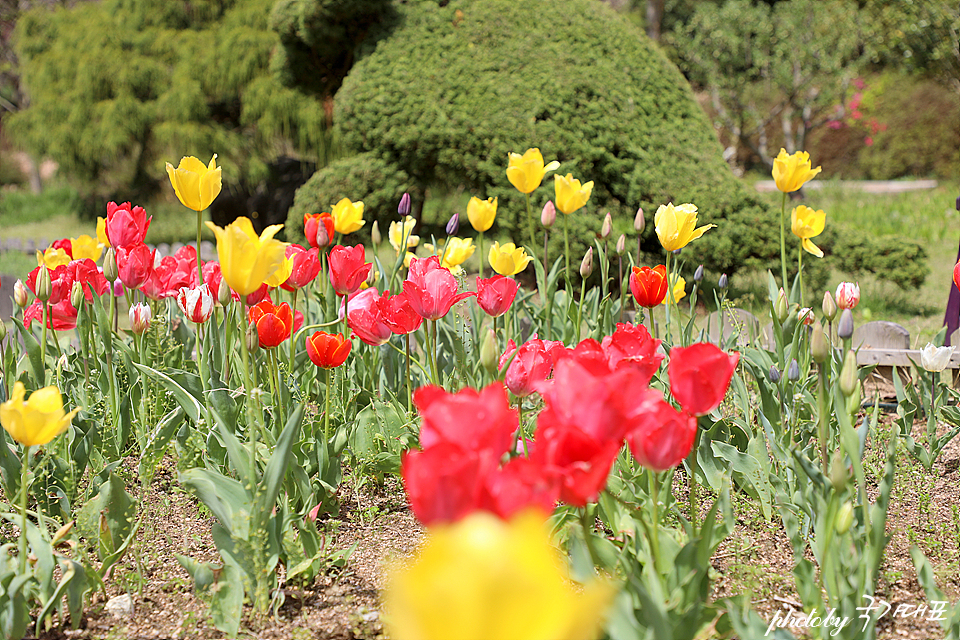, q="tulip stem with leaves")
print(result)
[779,191,789,289]
[524,193,537,265]
[18,445,31,575]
